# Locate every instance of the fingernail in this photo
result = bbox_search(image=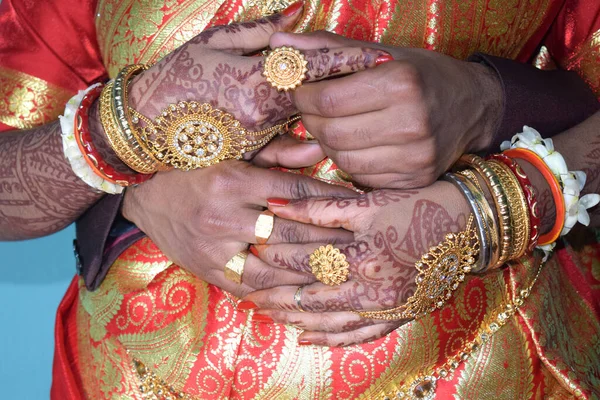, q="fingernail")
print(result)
[267,198,290,207]
[298,339,313,346]
[249,245,259,257]
[252,314,274,324]
[375,54,394,66]
[238,301,258,310]
[282,1,303,17]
